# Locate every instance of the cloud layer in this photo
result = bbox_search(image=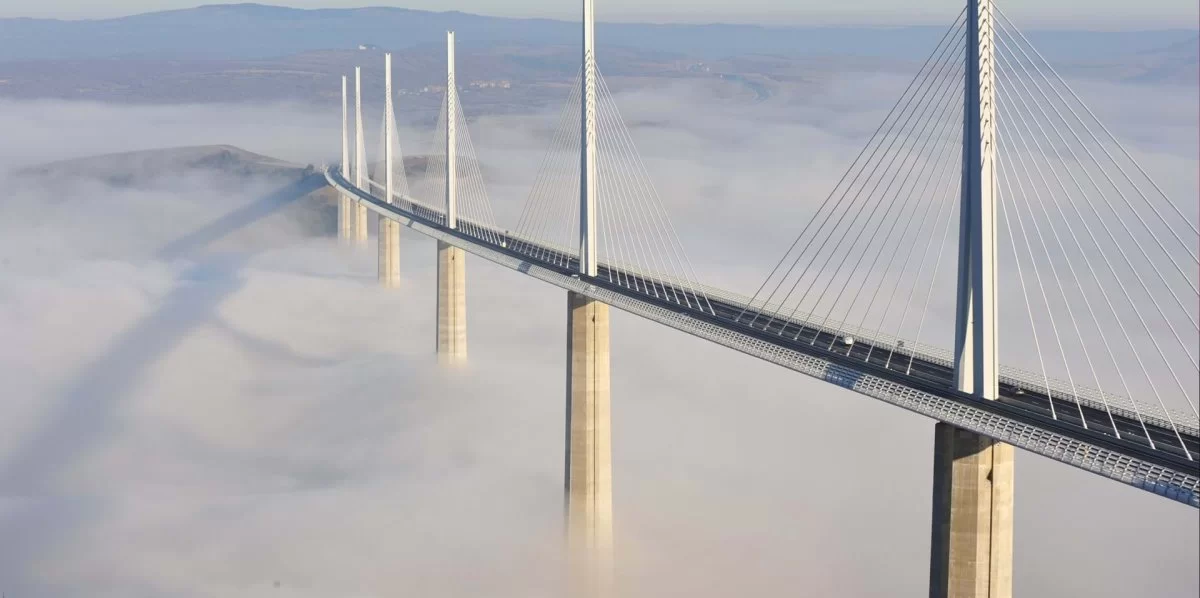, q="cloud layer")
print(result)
[0,71,1196,597]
